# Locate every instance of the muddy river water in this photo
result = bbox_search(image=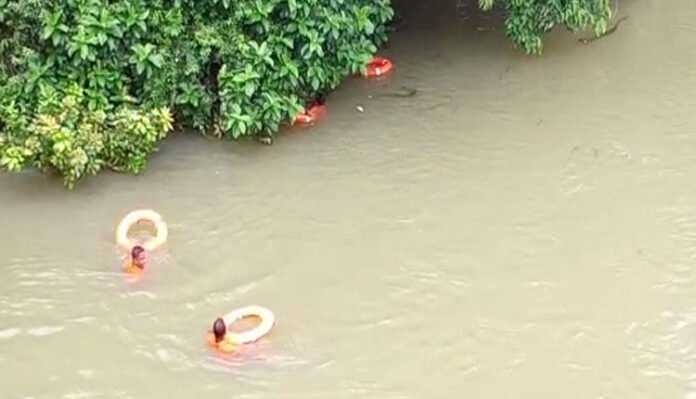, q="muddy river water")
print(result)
[2,0,696,397]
